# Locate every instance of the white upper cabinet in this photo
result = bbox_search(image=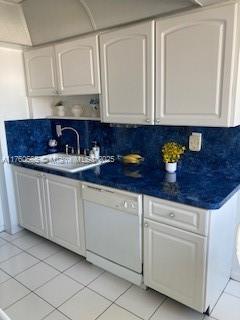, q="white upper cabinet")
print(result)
[155,3,238,126]
[24,35,100,96]
[55,36,101,95]
[24,46,57,96]
[100,21,155,125]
